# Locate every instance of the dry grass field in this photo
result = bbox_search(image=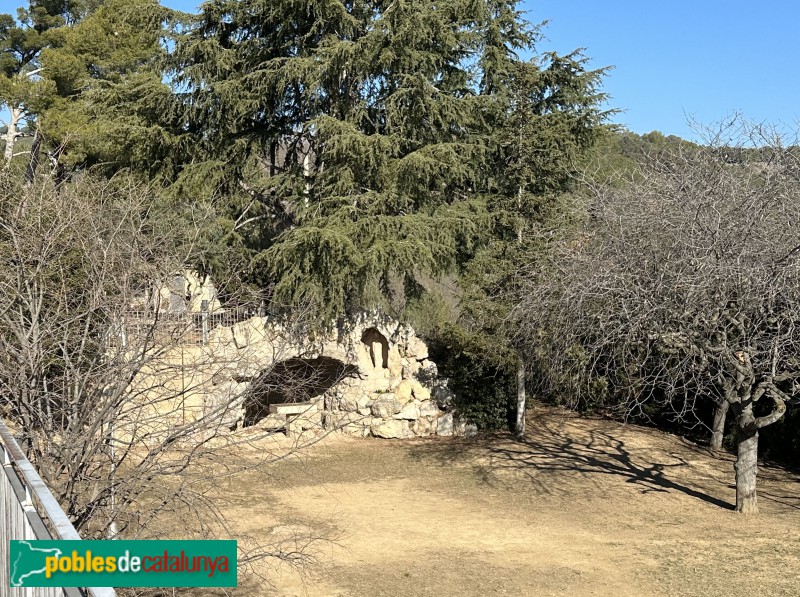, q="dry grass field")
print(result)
[195,404,800,597]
